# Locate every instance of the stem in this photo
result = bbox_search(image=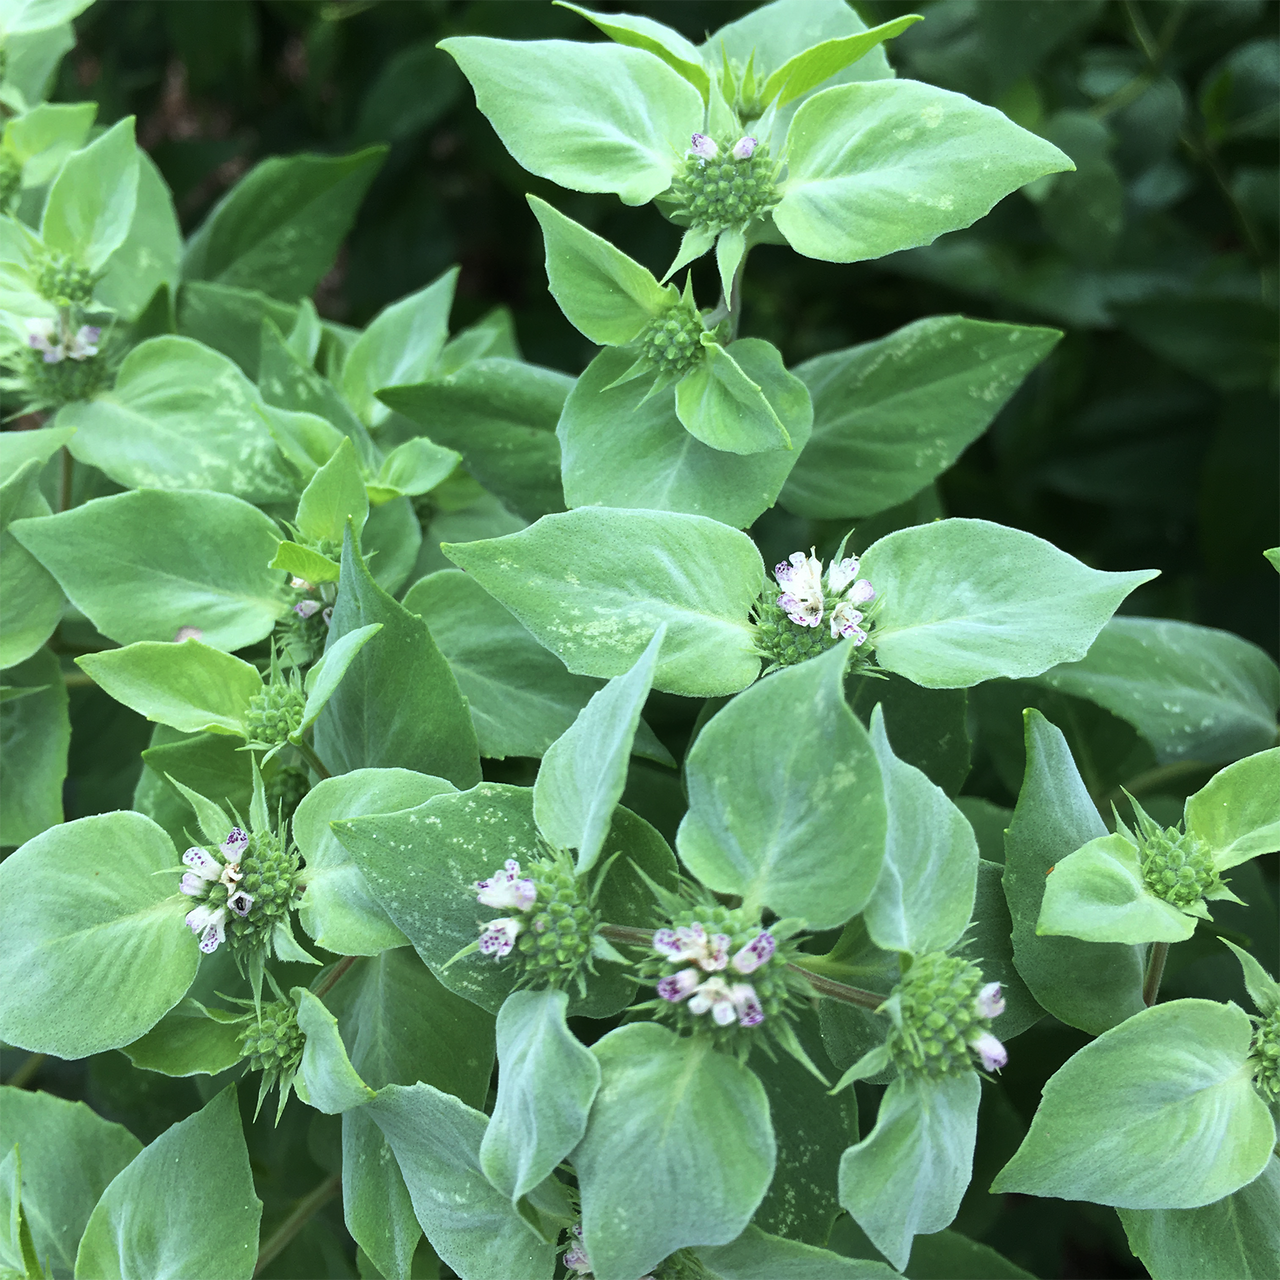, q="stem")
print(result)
[58,446,73,513]
[293,737,330,781]
[598,923,660,948]
[4,1053,46,1089]
[724,251,748,342]
[253,1173,341,1277]
[787,964,888,1011]
[1143,941,1169,1007]
[312,954,359,1002]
